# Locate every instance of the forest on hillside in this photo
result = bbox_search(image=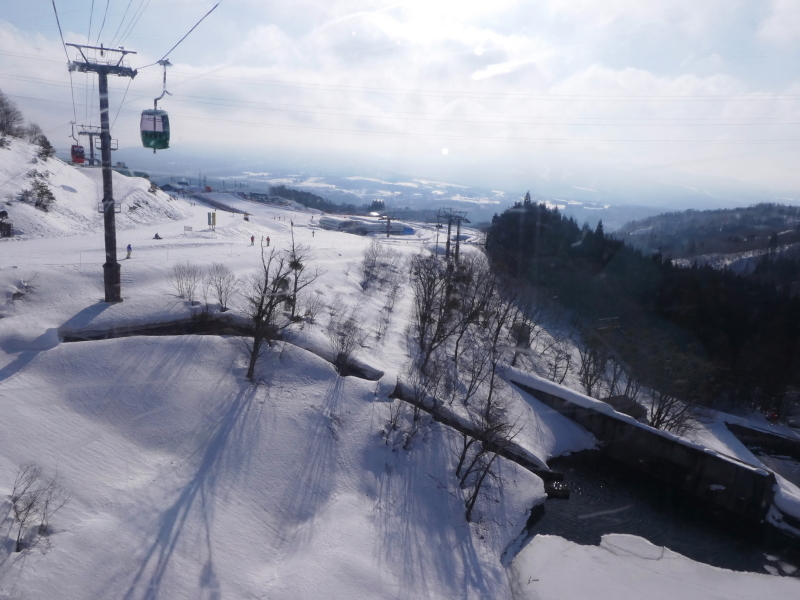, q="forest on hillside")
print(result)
[268,184,384,215]
[616,203,800,258]
[486,195,800,414]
